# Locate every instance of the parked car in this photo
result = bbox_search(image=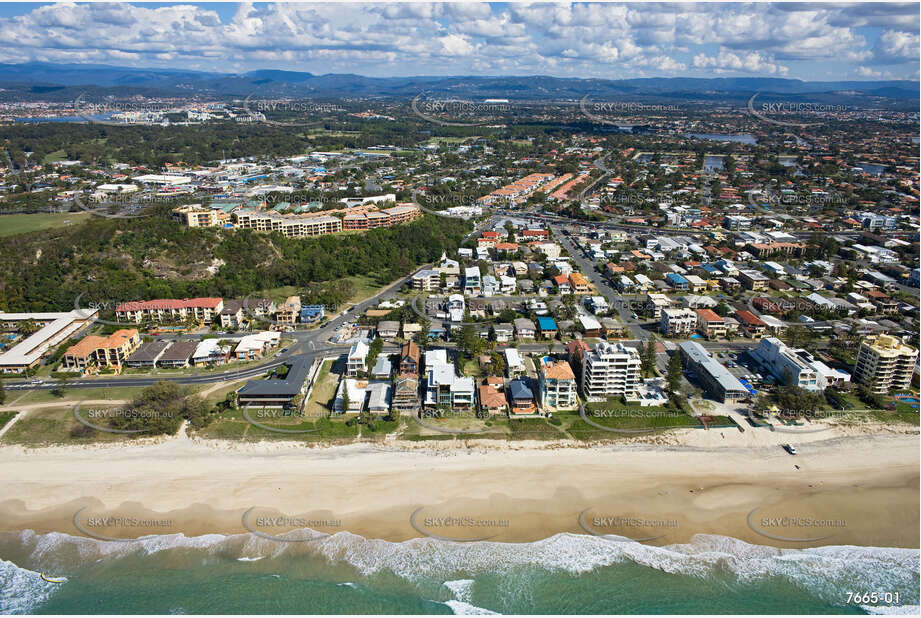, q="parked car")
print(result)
[783,443,797,455]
